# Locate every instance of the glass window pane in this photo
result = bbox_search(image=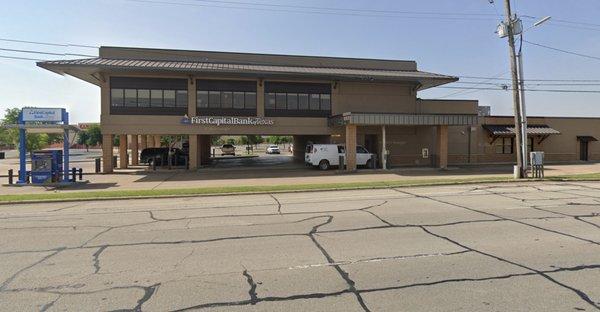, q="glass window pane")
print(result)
[221,91,233,109]
[276,93,287,110]
[209,91,221,108]
[164,90,176,107]
[298,94,309,110]
[197,91,209,108]
[124,89,137,107]
[233,92,245,109]
[111,88,124,107]
[265,93,276,109]
[137,89,150,107]
[151,89,163,107]
[245,92,256,109]
[176,90,187,108]
[309,94,320,110]
[320,94,331,111]
[287,93,298,110]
